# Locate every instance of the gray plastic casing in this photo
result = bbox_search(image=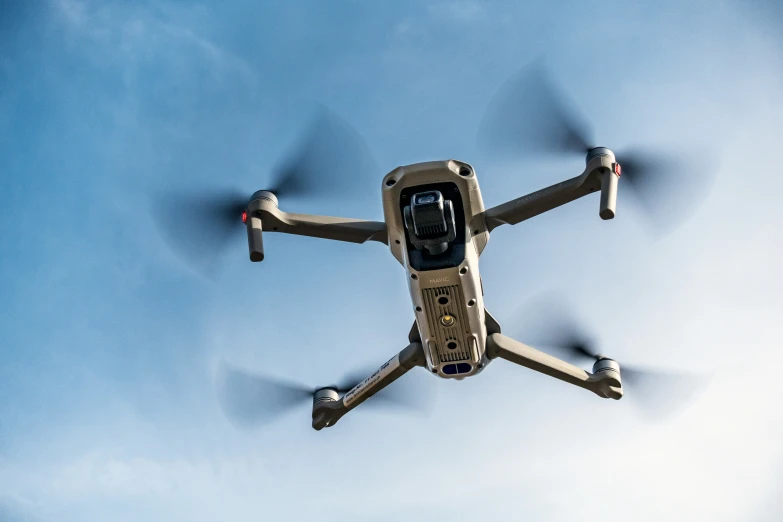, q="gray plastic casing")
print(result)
[381,160,489,379]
